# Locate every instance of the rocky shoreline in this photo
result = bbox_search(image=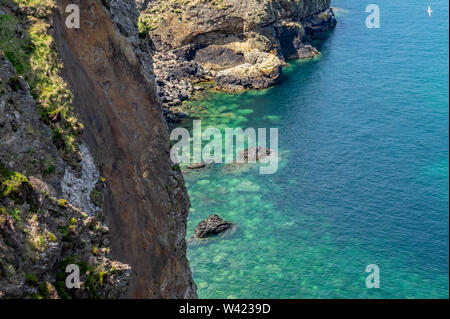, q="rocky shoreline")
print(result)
[137,1,337,123]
